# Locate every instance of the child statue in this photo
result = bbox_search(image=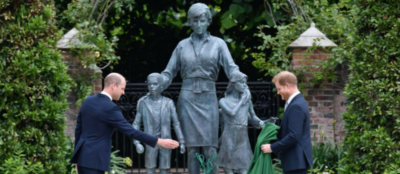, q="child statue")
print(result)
[132,73,185,174]
[217,72,266,174]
